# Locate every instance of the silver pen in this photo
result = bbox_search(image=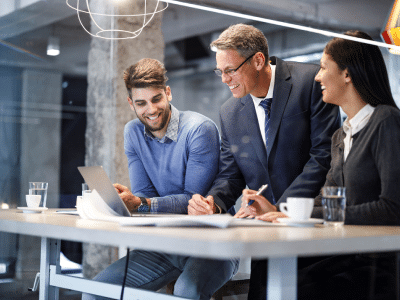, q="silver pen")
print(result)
[245,184,268,207]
